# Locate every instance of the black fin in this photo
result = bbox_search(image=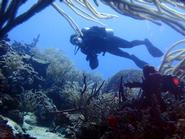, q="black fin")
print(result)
[145,39,163,57]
